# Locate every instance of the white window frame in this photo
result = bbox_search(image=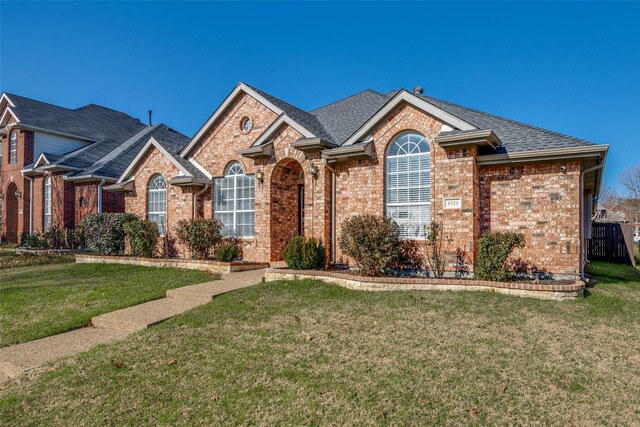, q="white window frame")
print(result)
[147,174,167,236]
[9,130,17,164]
[44,176,52,230]
[214,162,255,238]
[385,131,431,240]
